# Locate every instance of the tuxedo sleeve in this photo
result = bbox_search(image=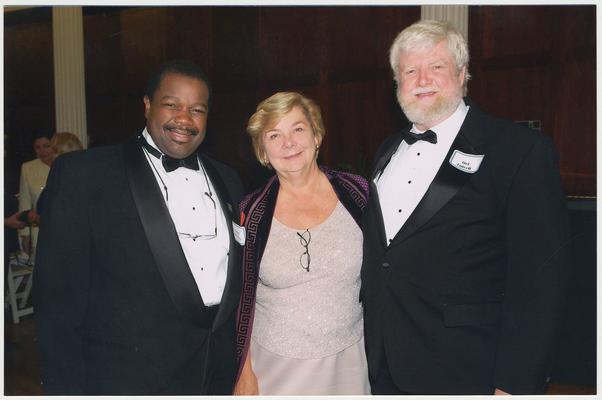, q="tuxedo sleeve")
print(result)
[493,136,571,393]
[33,155,90,394]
